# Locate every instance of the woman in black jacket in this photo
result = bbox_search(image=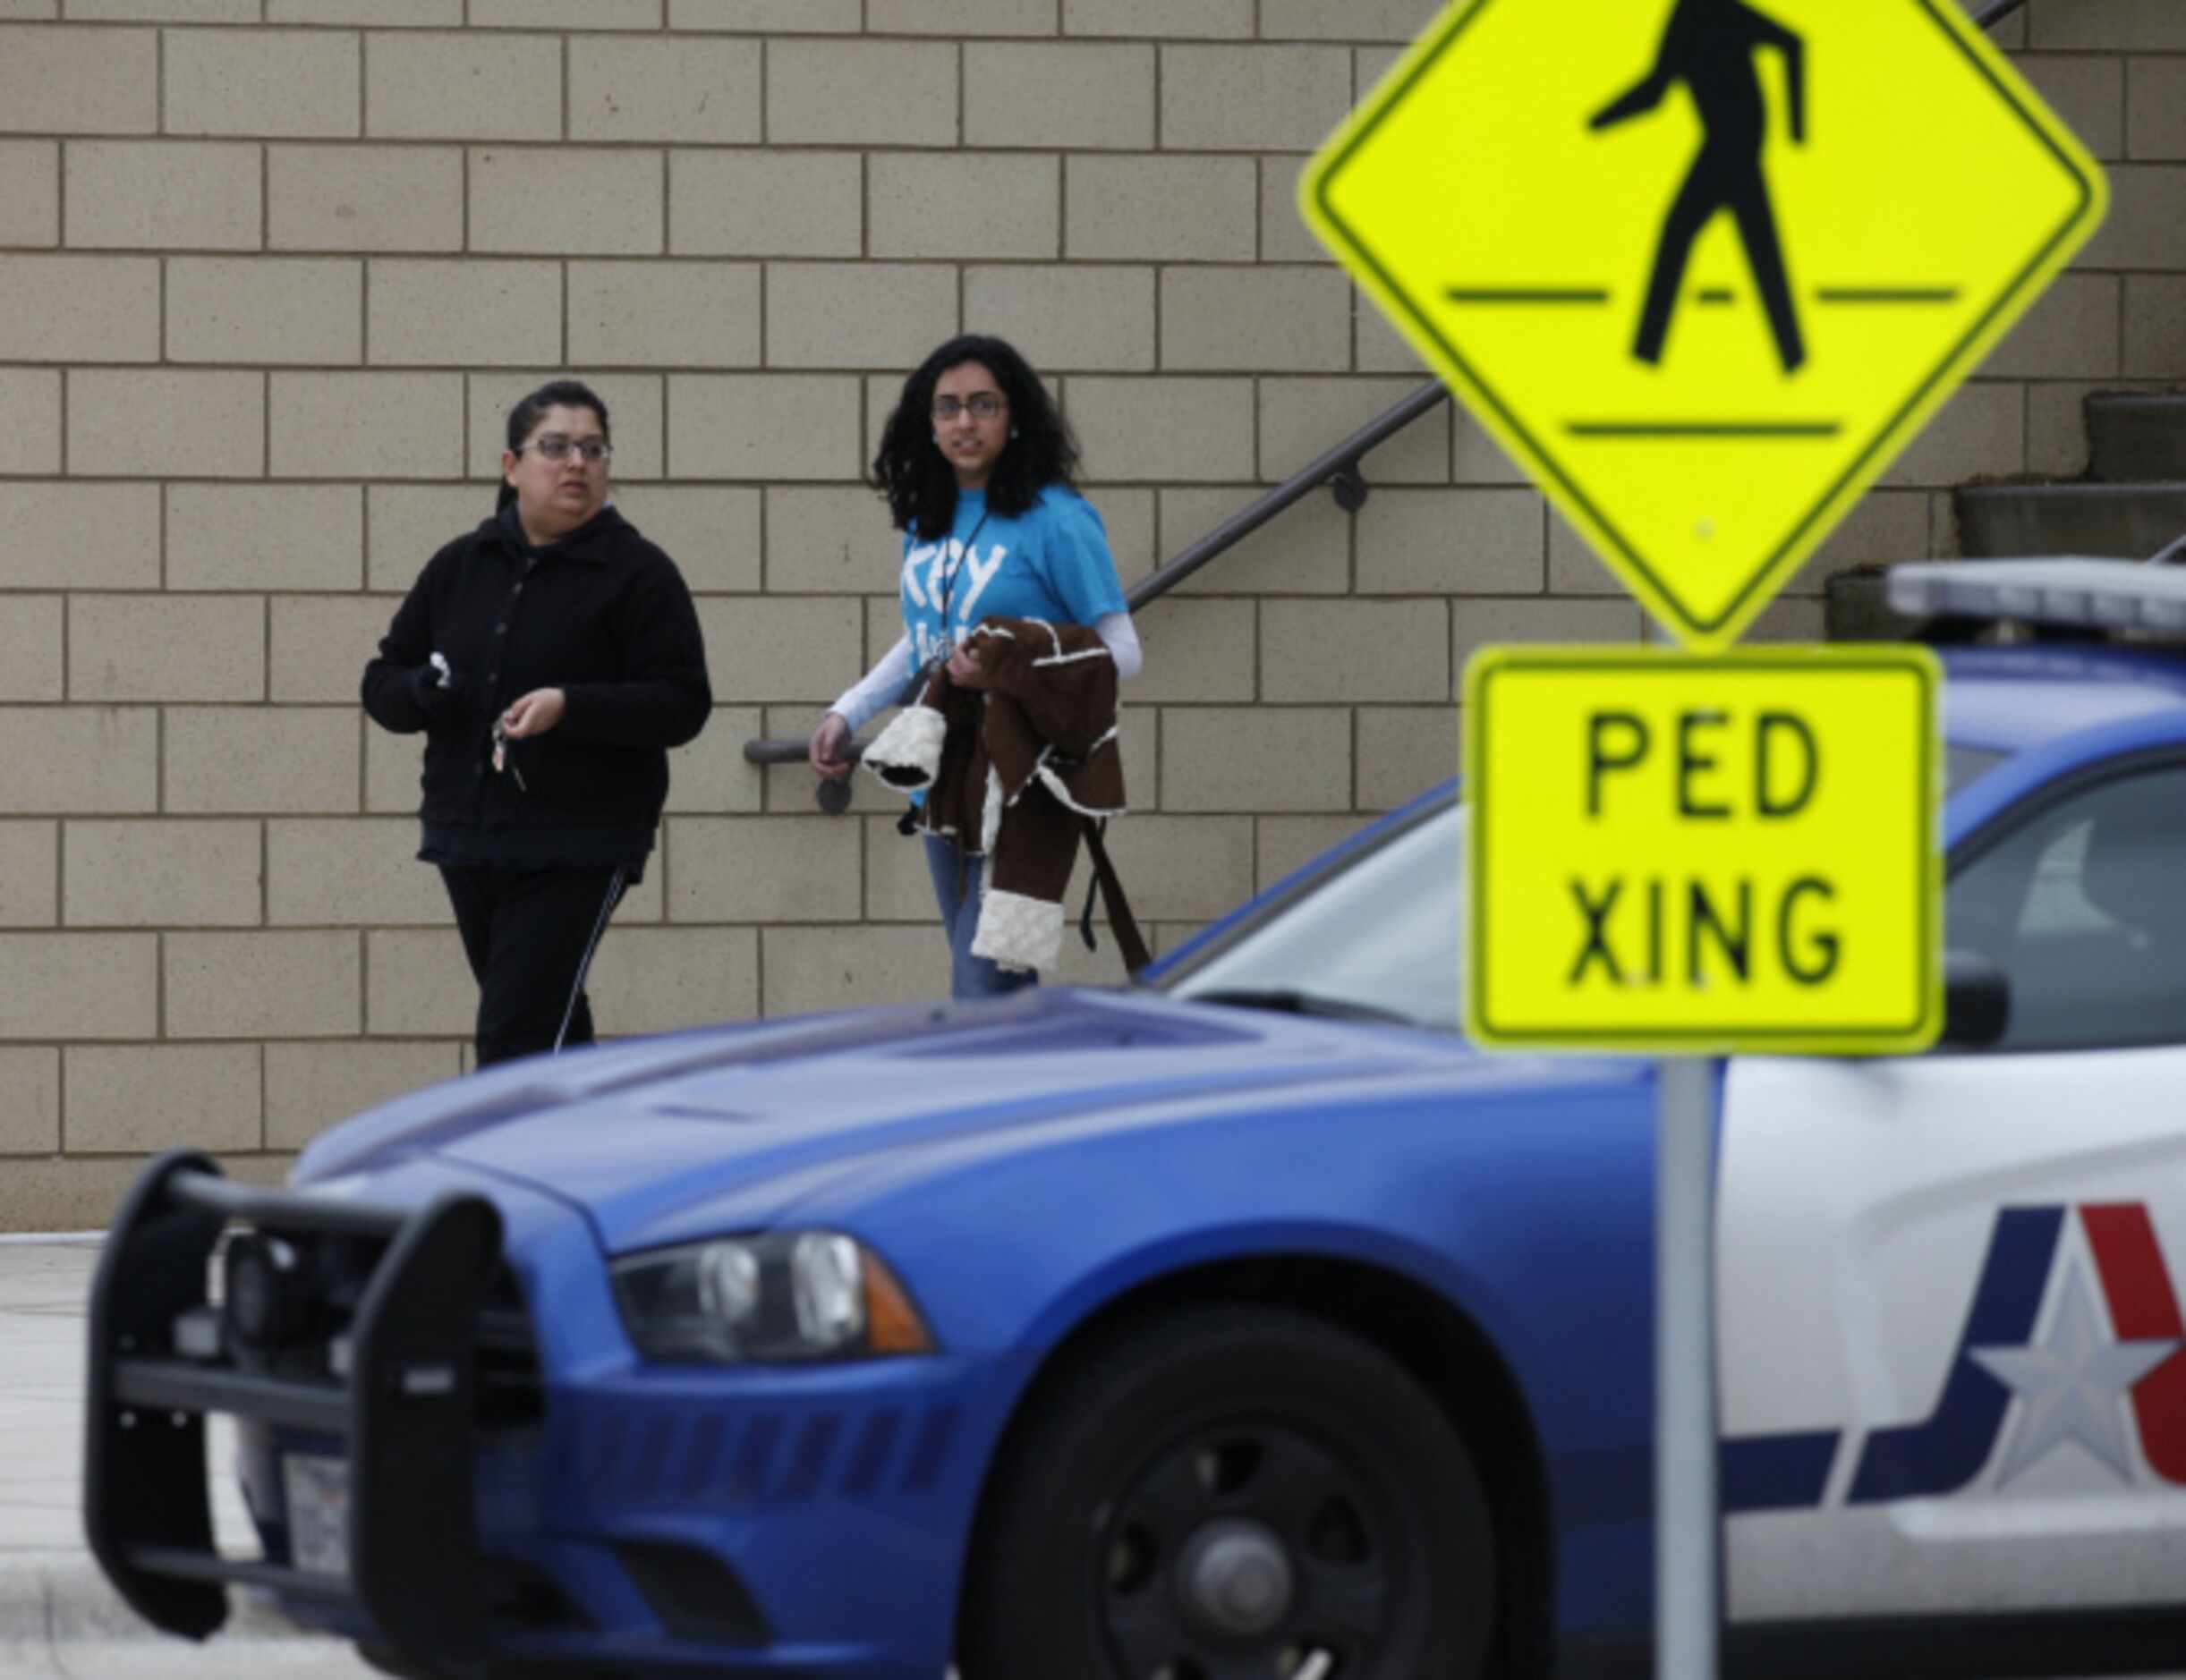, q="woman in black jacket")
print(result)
[362,378,710,1067]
